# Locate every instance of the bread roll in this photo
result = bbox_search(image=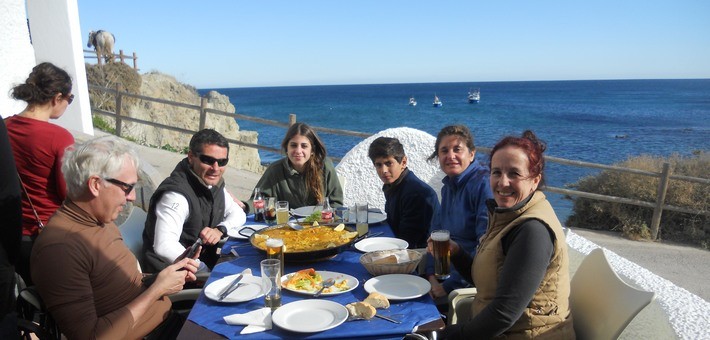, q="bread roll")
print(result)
[345,302,376,320]
[373,255,398,265]
[364,292,390,309]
